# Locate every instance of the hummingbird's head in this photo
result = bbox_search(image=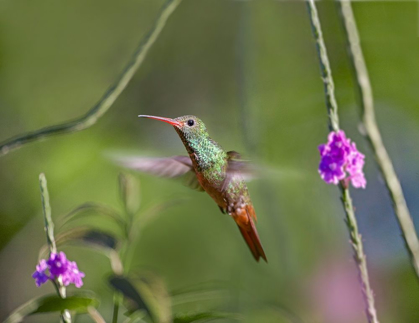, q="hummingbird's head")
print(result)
[173,115,208,138]
[138,114,209,145]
